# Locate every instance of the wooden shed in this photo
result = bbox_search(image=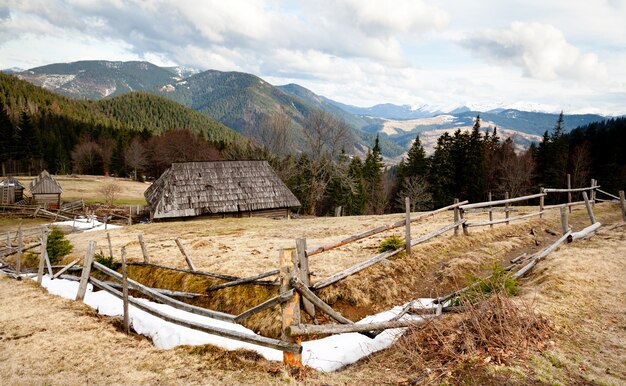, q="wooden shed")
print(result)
[0,176,25,204]
[28,170,63,209]
[145,161,301,220]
